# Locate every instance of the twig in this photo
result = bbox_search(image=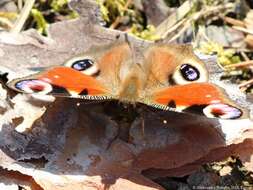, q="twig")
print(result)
[168,20,191,42]
[190,3,234,24]
[18,0,23,12]
[239,79,253,88]
[240,51,250,61]
[109,0,132,29]
[155,0,194,38]
[232,26,253,35]
[161,18,187,39]
[11,0,35,34]
[0,12,17,20]
[198,25,211,42]
[0,17,14,30]
[158,2,234,41]
[221,16,245,27]
[225,60,253,68]
[224,47,252,53]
